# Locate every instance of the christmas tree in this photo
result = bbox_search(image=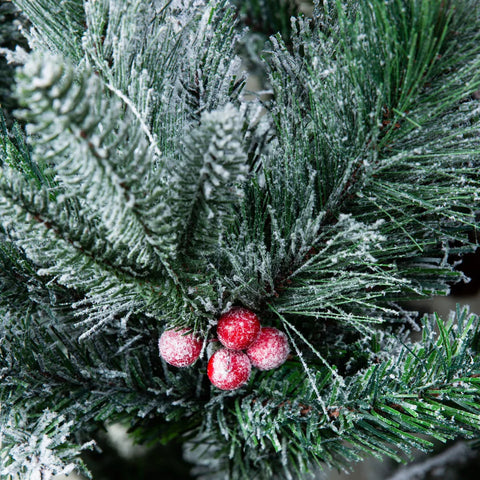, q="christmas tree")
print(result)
[1,0,480,479]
